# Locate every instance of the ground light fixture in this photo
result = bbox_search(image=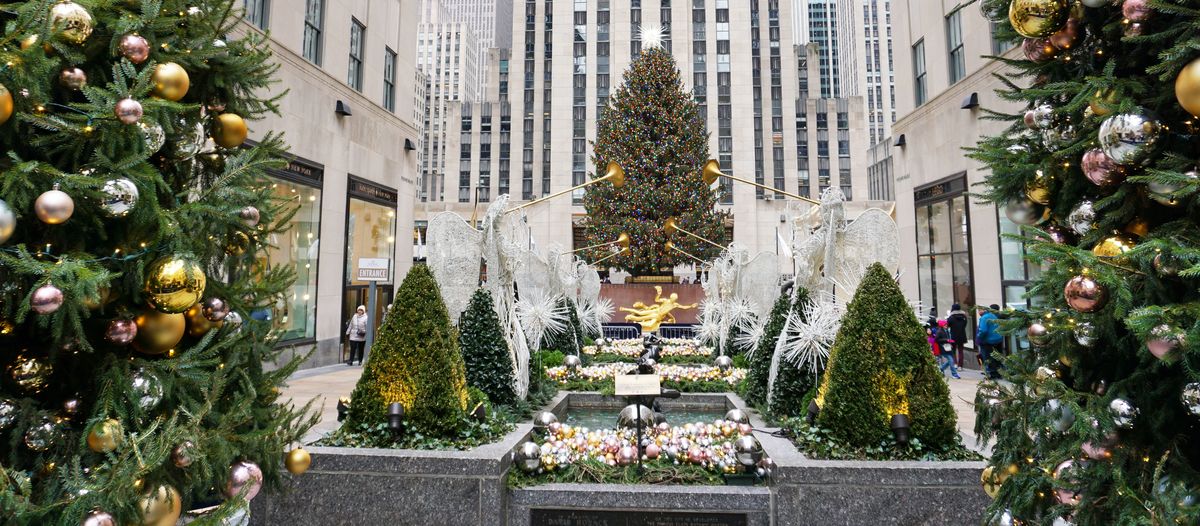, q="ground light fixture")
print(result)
[387,402,405,433]
[890,414,911,446]
[336,396,351,423]
[806,400,820,424]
